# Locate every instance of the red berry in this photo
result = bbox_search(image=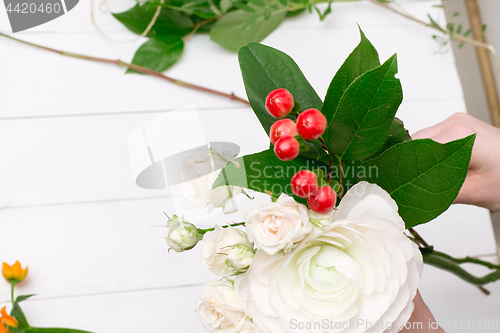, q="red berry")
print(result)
[270,119,298,145]
[296,109,327,140]
[291,170,319,198]
[274,136,299,161]
[308,186,337,214]
[265,89,295,118]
